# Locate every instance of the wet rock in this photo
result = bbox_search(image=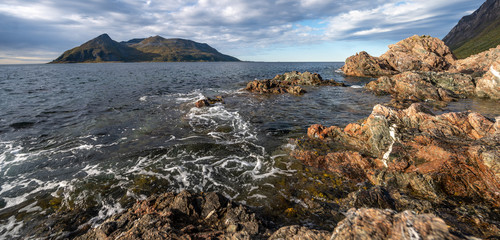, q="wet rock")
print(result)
[245,71,344,95]
[365,71,476,107]
[330,208,463,240]
[269,225,330,240]
[449,45,500,73]
[195,96,224,107]
[341,35,456,77]
[75,191,264,240]
[293,104,500,238]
